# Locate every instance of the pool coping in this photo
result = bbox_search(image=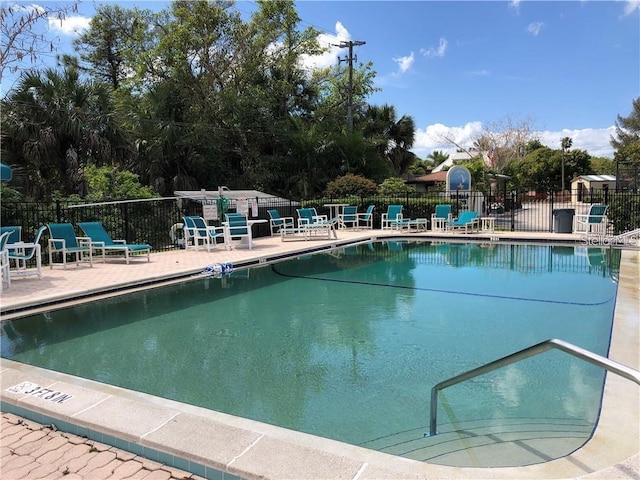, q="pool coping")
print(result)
[1,232,638,479]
